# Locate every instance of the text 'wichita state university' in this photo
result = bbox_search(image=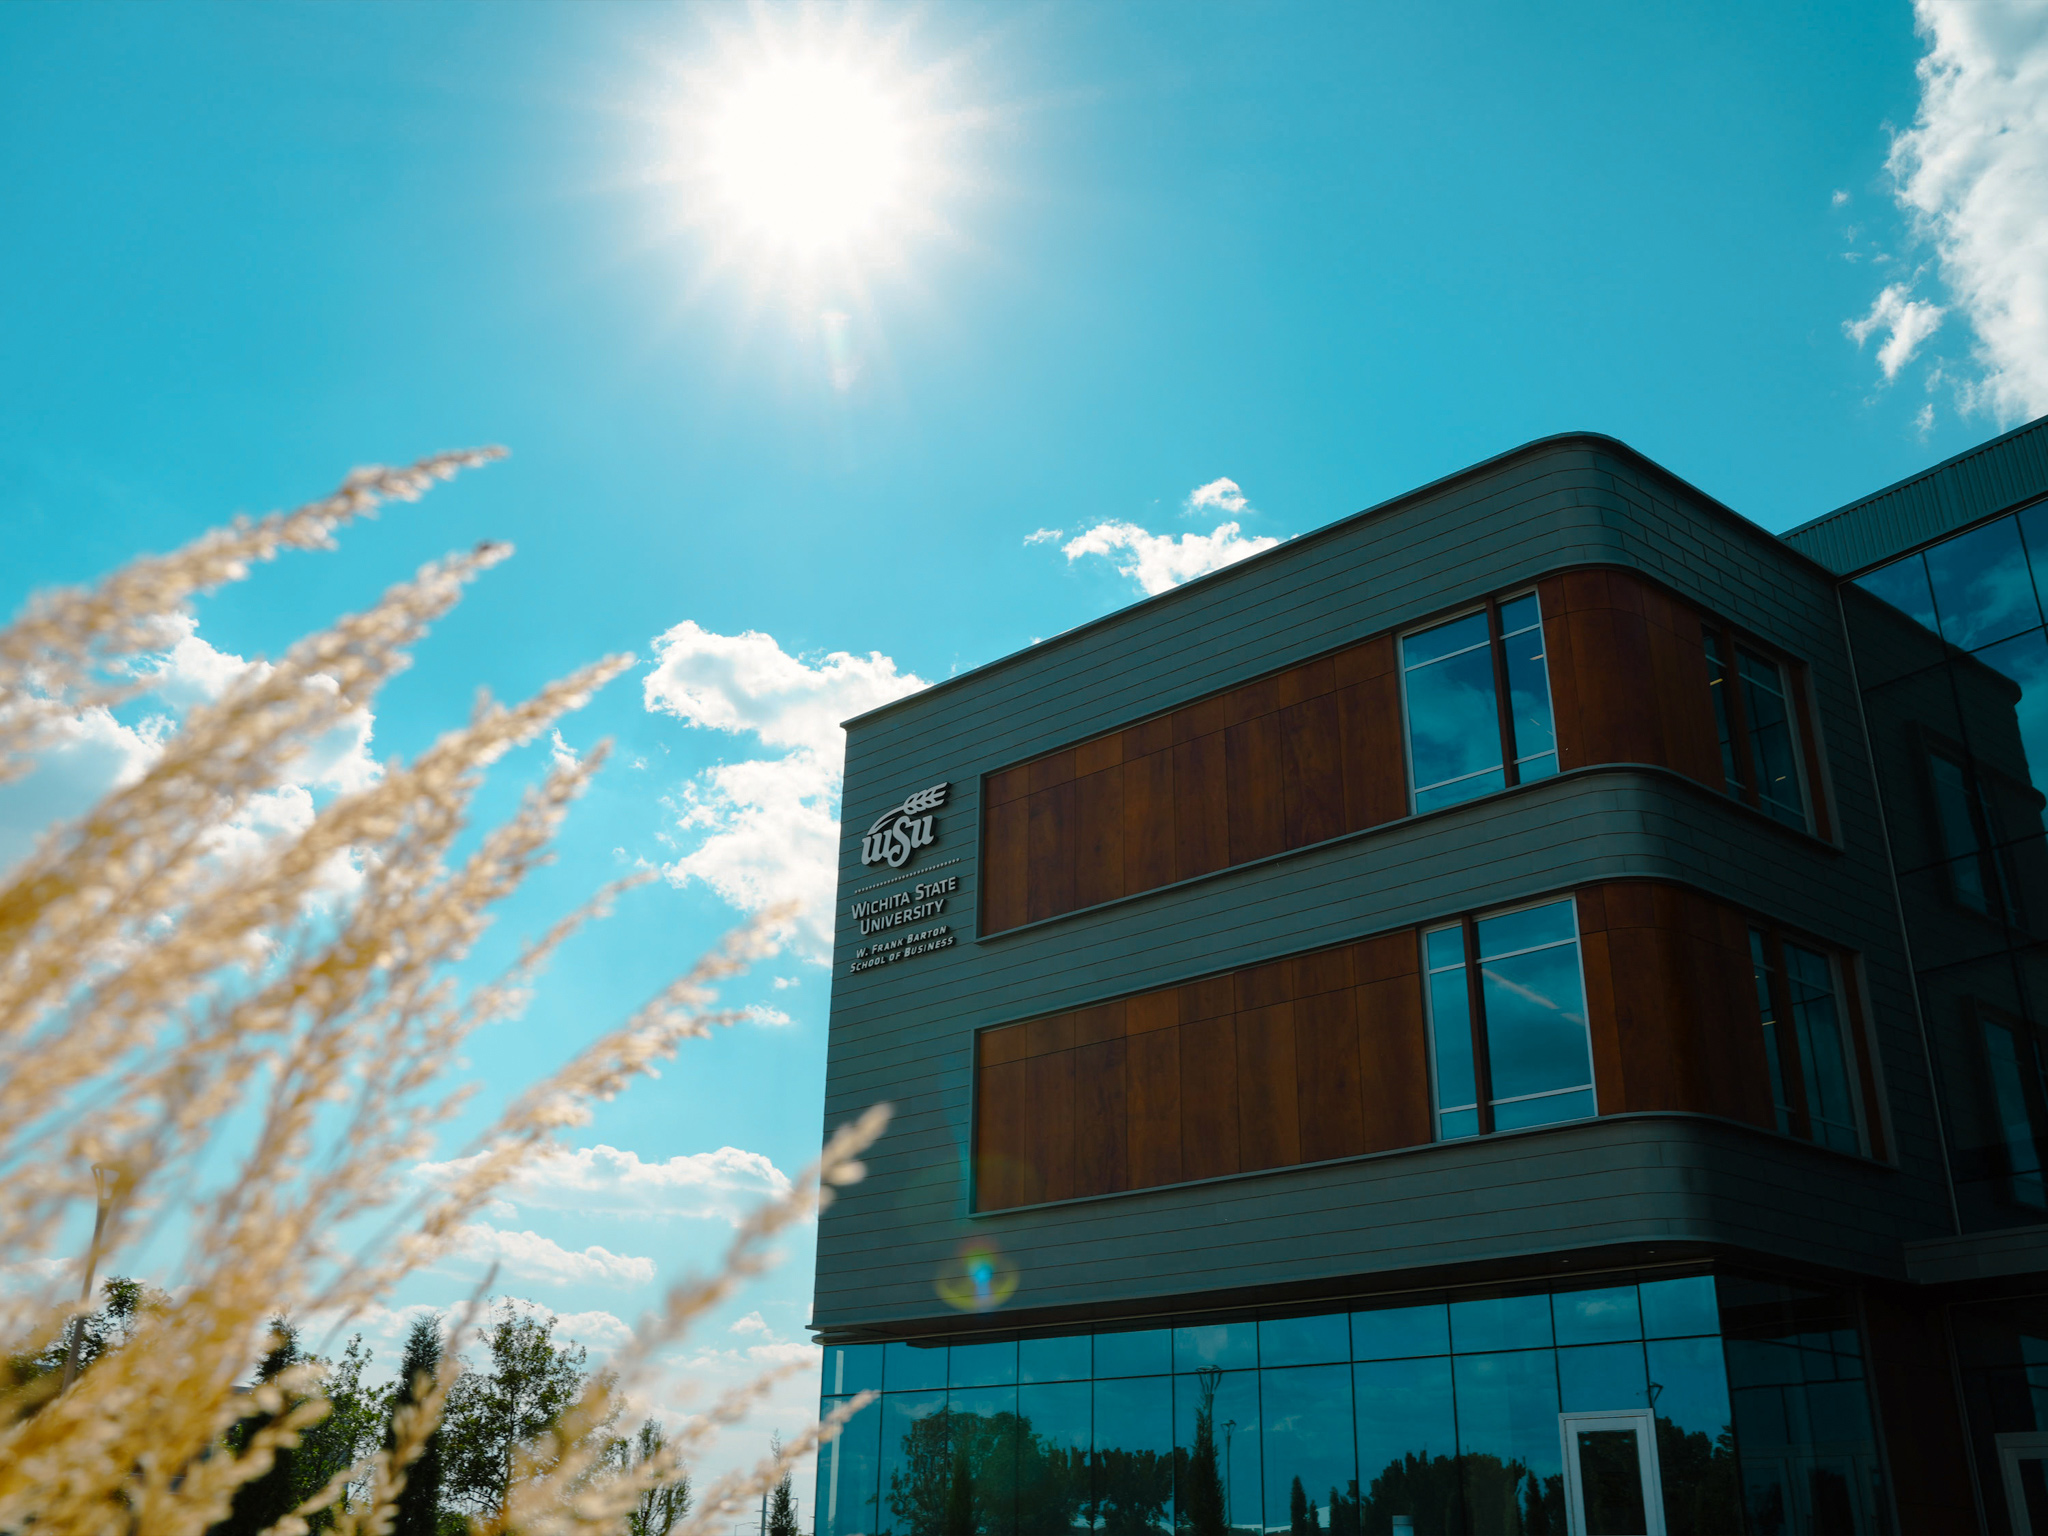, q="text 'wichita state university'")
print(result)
[849,875,960,935]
